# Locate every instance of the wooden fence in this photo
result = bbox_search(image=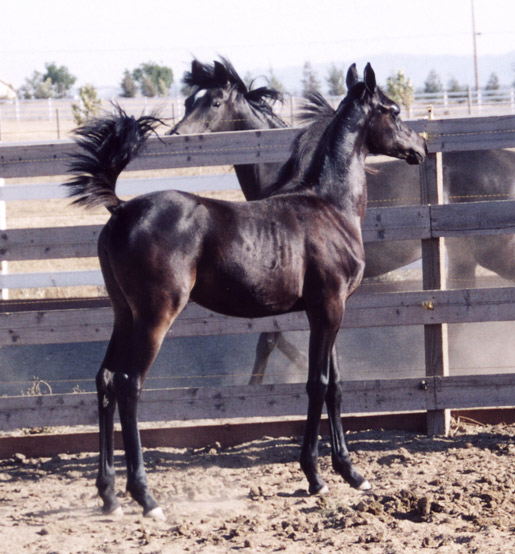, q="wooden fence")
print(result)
[1,114,515,441]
